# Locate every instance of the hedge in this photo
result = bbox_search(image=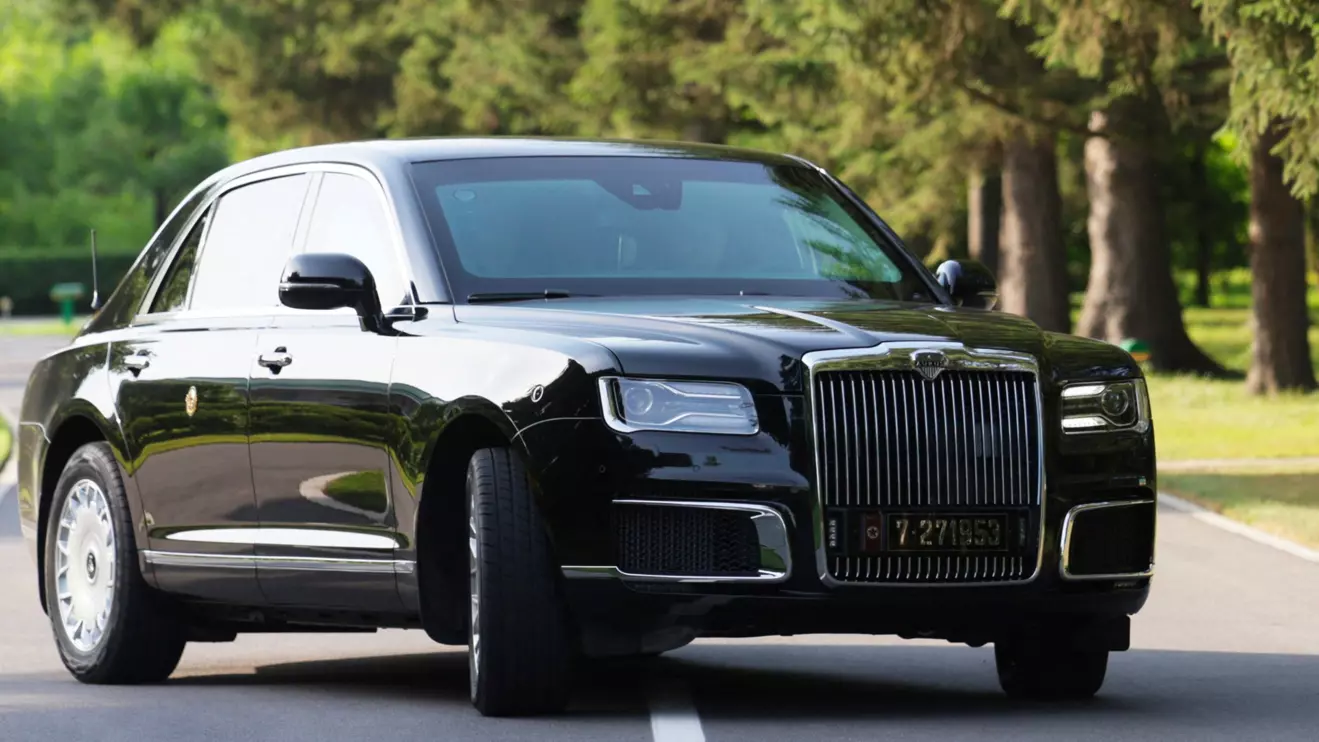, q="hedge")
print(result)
[0,248,140,316]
